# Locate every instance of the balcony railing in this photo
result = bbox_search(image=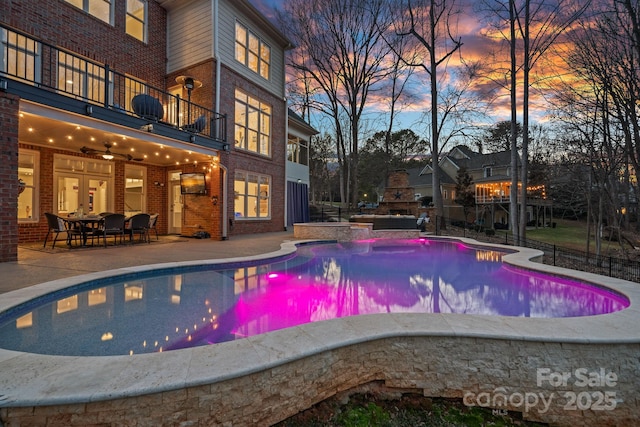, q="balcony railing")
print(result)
[475,195,551,205]
[0,23,226,143]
